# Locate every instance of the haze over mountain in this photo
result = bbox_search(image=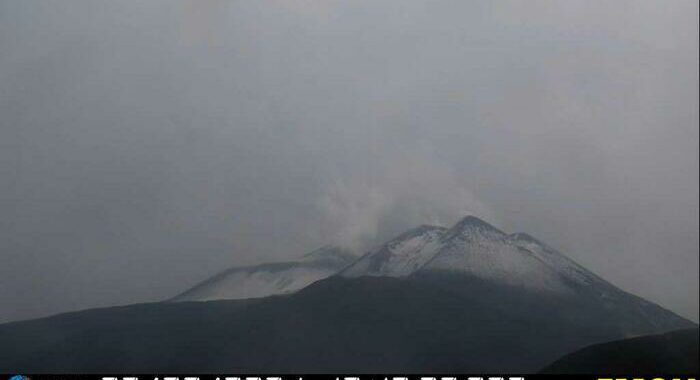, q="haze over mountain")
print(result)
[1,1,697,325]
[0,216,694,373]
